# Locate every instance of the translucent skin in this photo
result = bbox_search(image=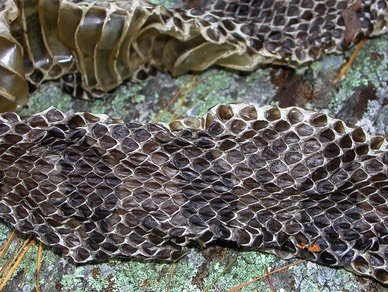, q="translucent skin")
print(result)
[0,0,387,110]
